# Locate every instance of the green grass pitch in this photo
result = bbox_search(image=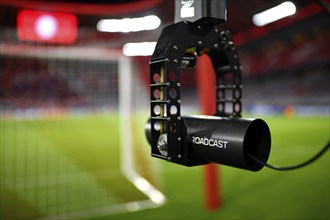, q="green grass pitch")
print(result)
[1,114,329,220]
